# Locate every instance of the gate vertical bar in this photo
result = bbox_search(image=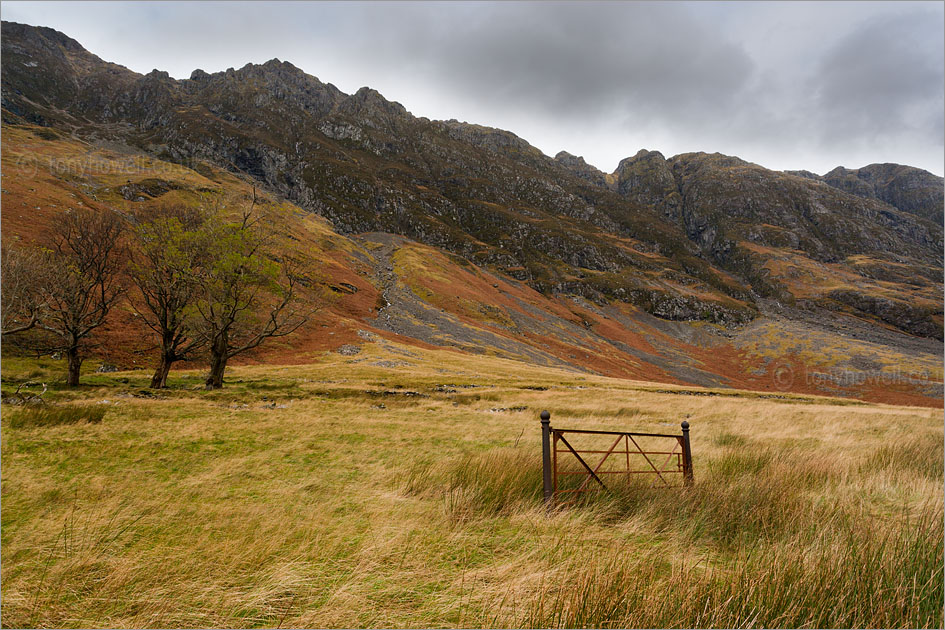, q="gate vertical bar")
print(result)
[625,434,630,483]
[541,411,553,505]
[681,420,694,486]
[553,432,559,495]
